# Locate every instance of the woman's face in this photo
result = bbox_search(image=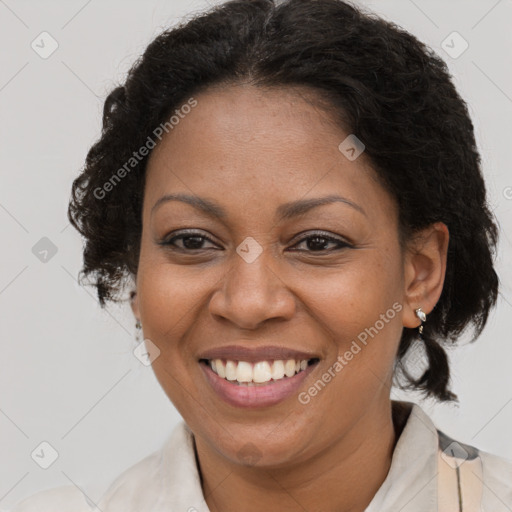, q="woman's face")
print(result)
[132,84,423,467]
